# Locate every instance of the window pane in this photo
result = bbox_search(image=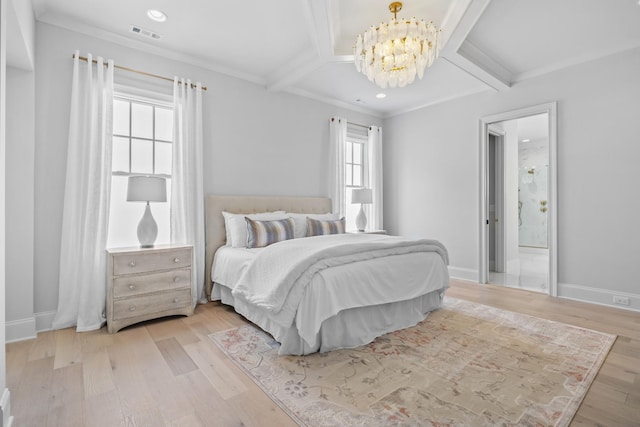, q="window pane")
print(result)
[112,137,130,172]
[155,107,173,141]
[345,164,353,186]
[107,175,140,248]
[131,138,153,173]
[113,99,130,136]
[155,141,172,175]
[353,143,362,164]
[345,142,353,163]
[353,165,362,186]
[154,178,171,245]
[345,189,359,232]
[131,103,153,139]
